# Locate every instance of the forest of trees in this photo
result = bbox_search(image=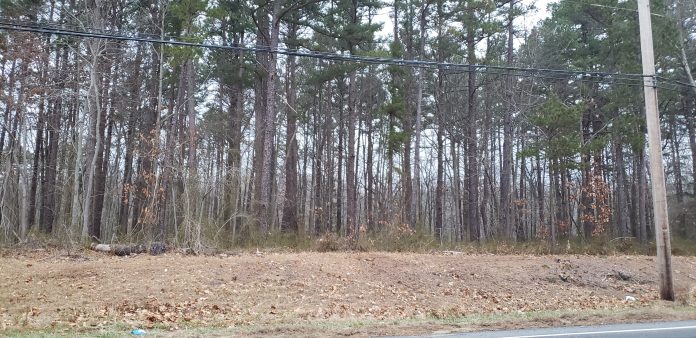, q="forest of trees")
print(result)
[0,0,695,250]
